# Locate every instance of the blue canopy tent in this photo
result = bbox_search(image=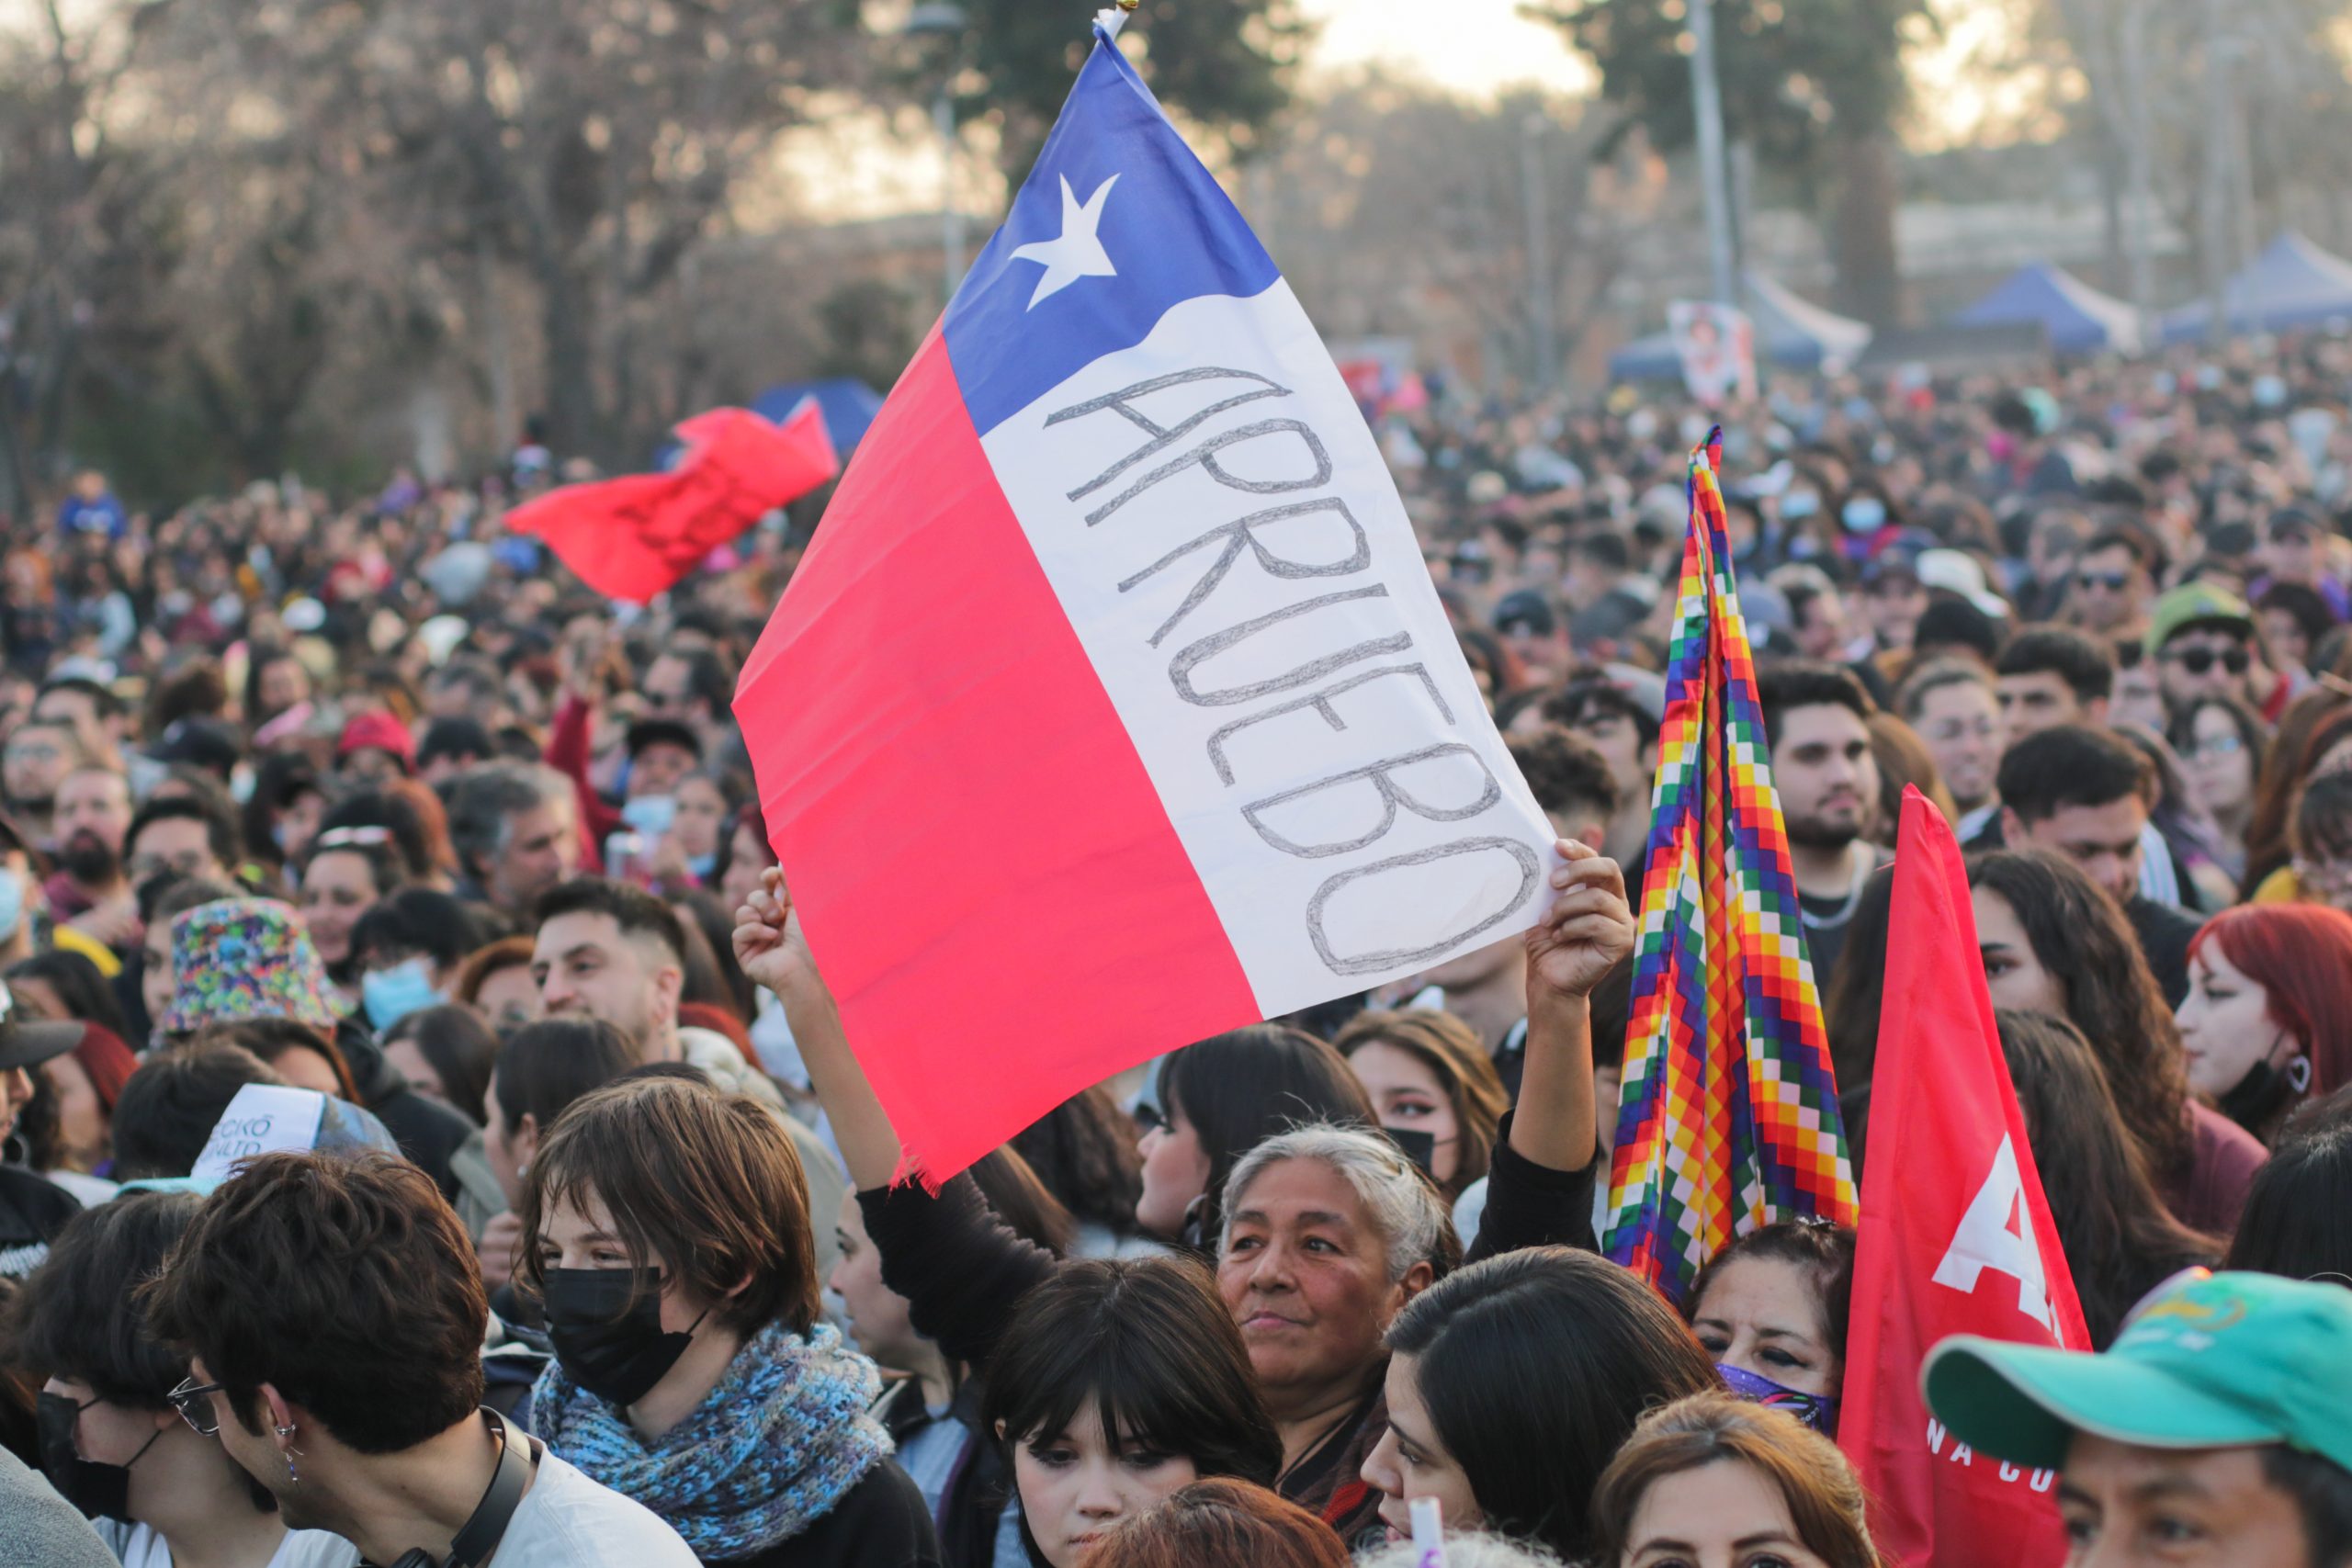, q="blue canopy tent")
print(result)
[2160,231,2352,343]
[1609,271,1872,380]
[749,378,886,454]
[1952,262,2143,354]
